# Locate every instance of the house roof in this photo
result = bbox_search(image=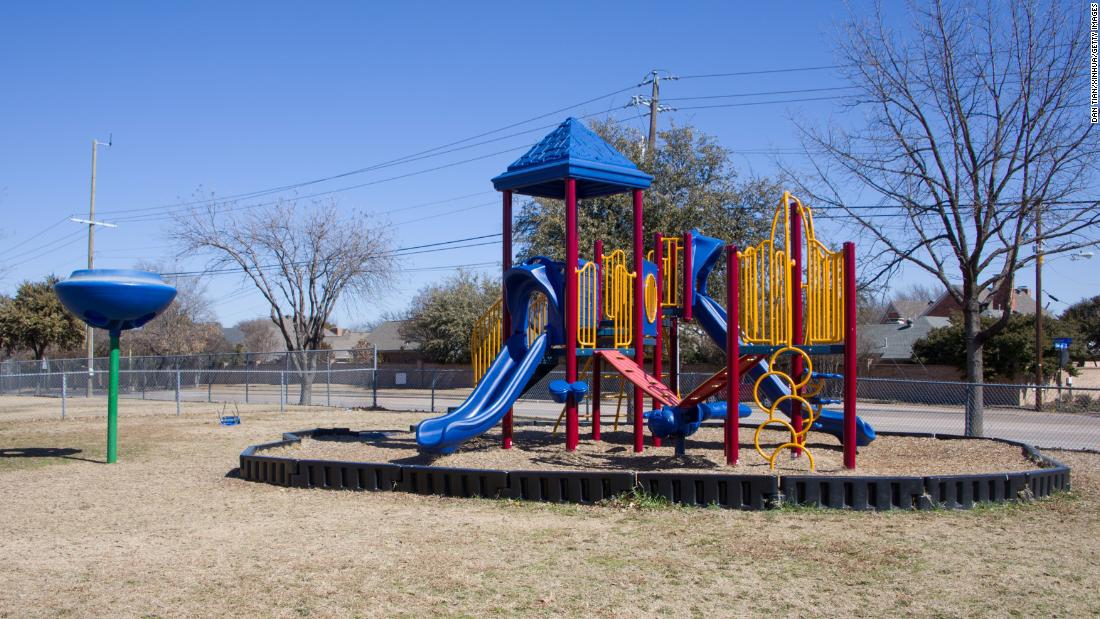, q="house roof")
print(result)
[358,320,419,352]
[859,316,951,360]
[883,299,933,322]
[491,117,653,199]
